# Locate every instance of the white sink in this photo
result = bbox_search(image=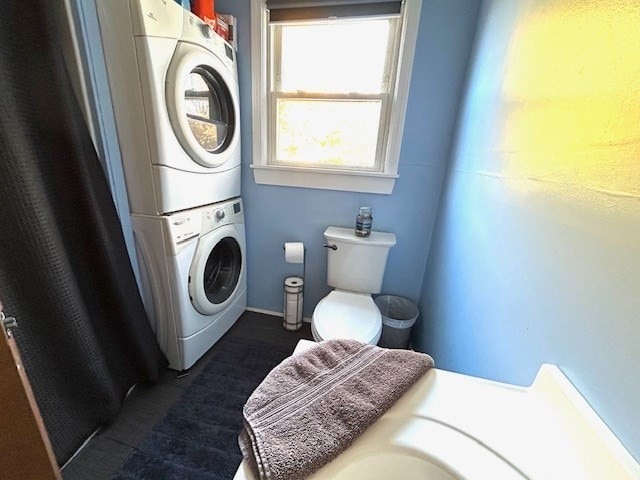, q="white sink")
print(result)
[318,417,526,480]
[234,340,640,480]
